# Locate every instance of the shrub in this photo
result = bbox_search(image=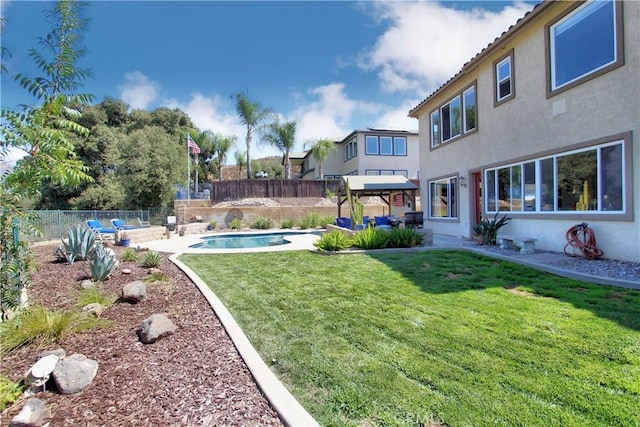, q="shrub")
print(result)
[352,226,388,250]
[281,219,295,229]
[473,212,511,245]
[61,226,96,264]
[120,247,139,262]
[299,212,319,229]
[88,245,119,282]
[76,283,116,309]
[144,271,169,283]
[387,228,424,248]
[0,305,105,356]
[208,220,217,230]
[318,215,336,228]
[230,218,242,230]
[141,250,163,268]
[325,188,336,199]
[0,373,23,411]
[313,230,352,252]
[251,216,274,230]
